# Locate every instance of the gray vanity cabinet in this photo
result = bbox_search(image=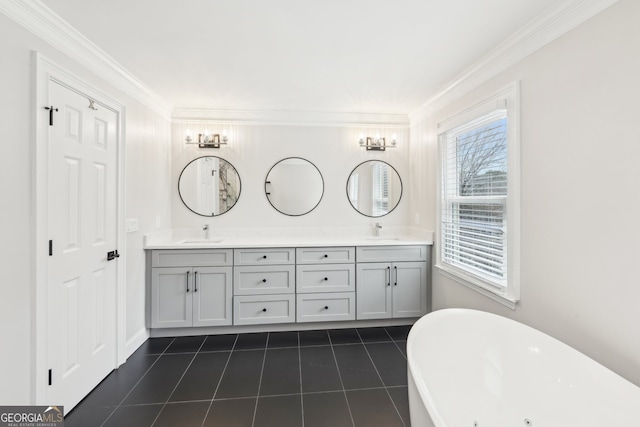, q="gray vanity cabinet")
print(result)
[233,248,296,325]
[148,244,430,330]
[356,246,429,320]
[296,247,356,322]
[150,250,233,328]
